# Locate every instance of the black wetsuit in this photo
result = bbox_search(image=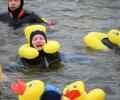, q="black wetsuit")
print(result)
[20,51,61,68]
[102,37,120,54]
[102,38,119,50]
[0,11,47,28]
